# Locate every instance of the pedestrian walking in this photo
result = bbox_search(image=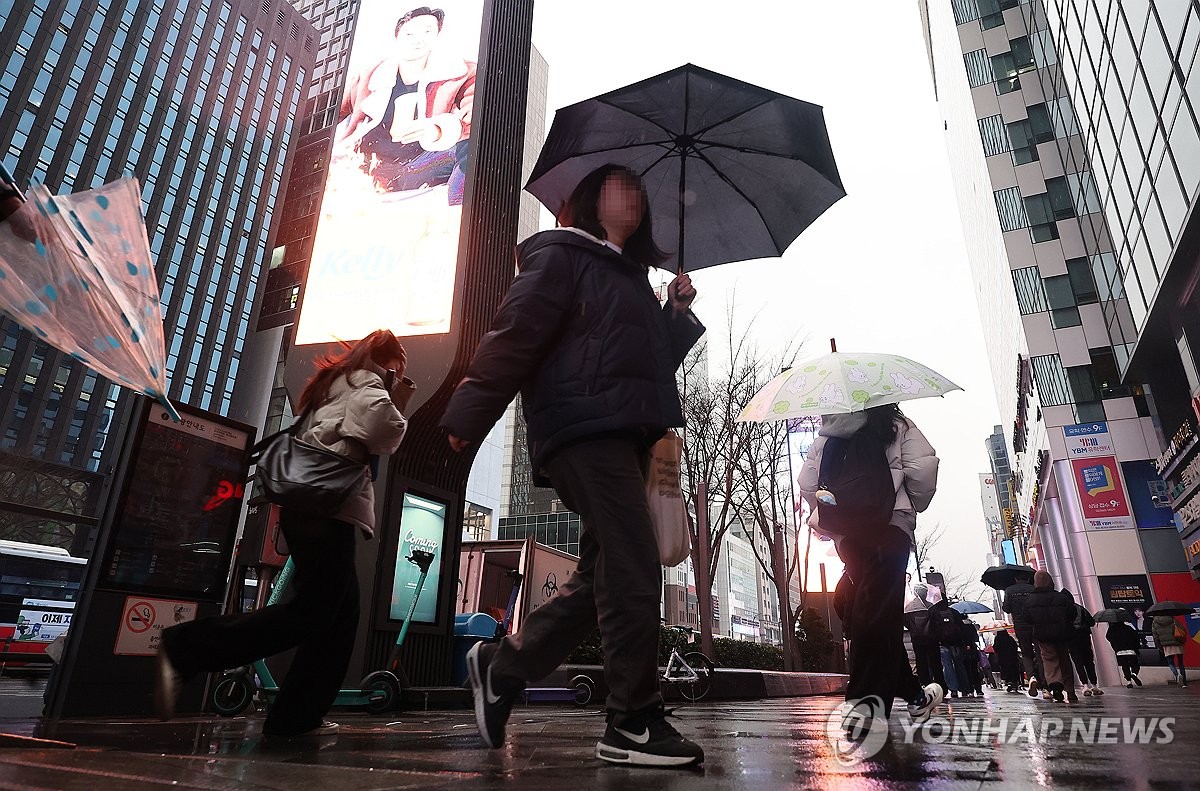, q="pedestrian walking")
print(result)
[961,619,984,696]
[1022,570,1078,703]
[1002,571,1044,697]
[154,330,414,736]
[992,629,1022,692]
[1062,589,1102,696]
[904,582,946,695]
[440,164,706,768]
[931,600,969,698]
[1151,615,1189,688]
[1105,621,1143,688]
[798,404,942,724]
